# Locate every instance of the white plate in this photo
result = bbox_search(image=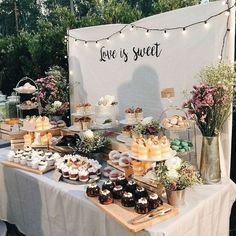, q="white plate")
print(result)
[71,112,95,117]
[116,134,132,143]
[20,124,55,132]
[129,150,176,162]
[91,120,118,130]
[119,119,137,125]
[14,88,37,94]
